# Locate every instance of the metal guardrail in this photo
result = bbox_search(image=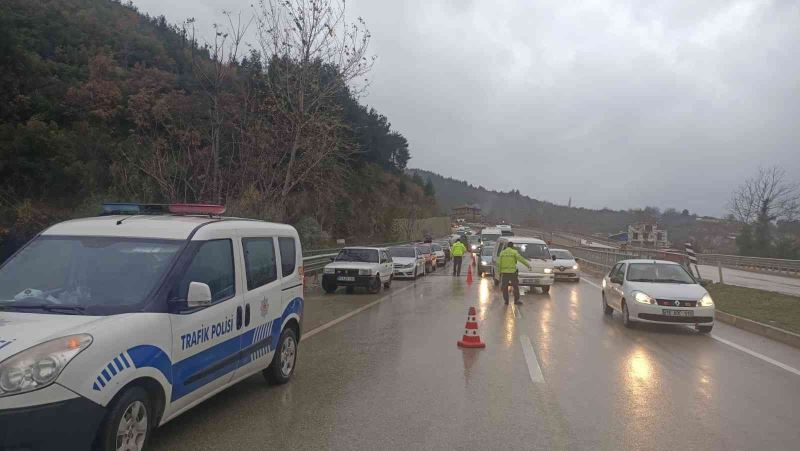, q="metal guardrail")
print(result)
[557,244,690,272]
[697,254,800,276]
